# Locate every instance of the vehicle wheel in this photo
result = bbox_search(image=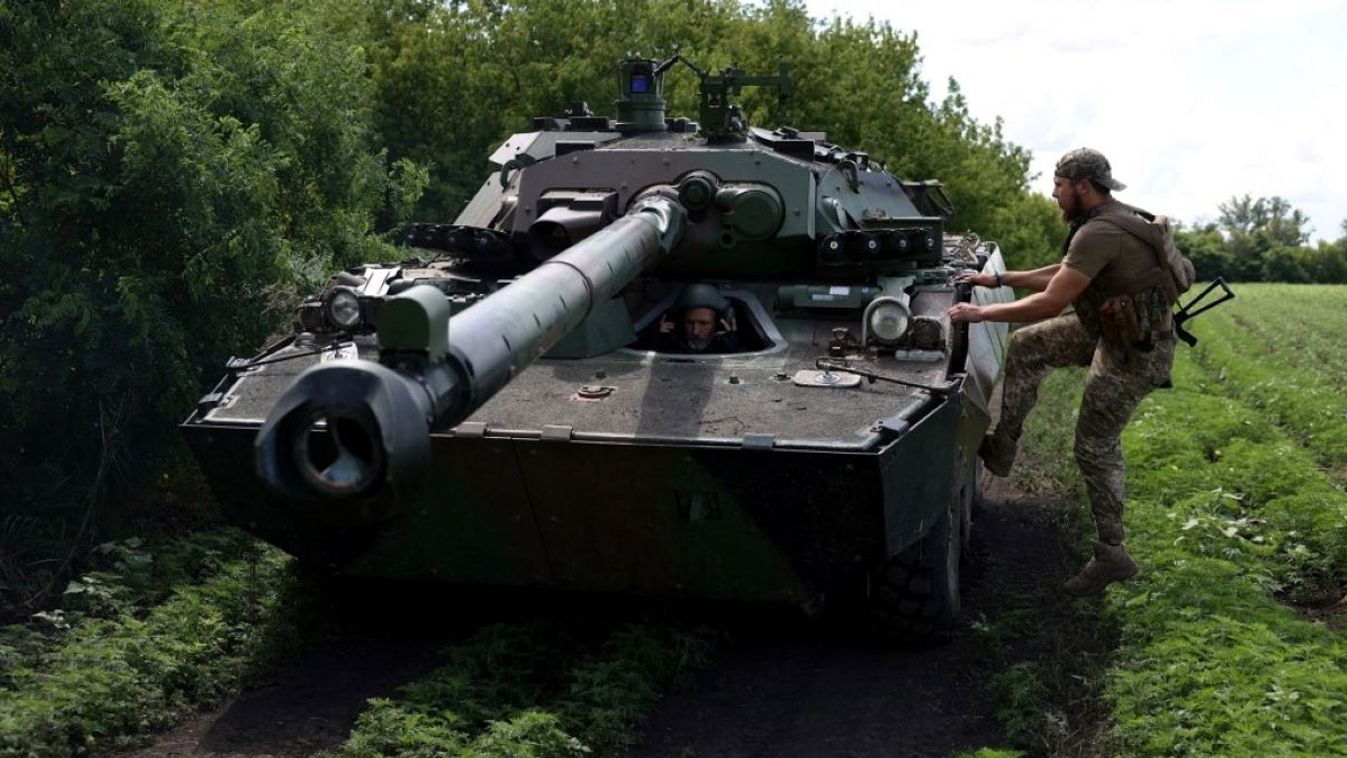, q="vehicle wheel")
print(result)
[868,499,961,644]
[960,457,981,554]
